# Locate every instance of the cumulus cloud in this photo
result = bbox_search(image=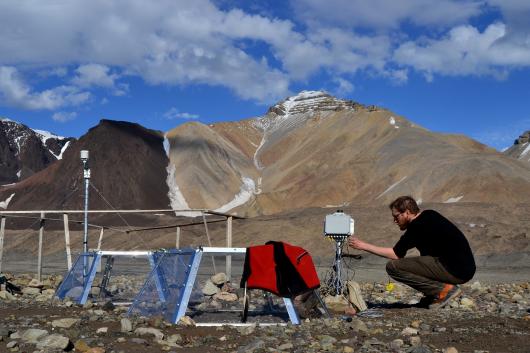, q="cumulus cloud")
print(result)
[0,0,292,103]
[0,66,90,110]
[1,0,530,109]
[332,78,354,96]
[163,107,199,120]
[292,0,483,29]
[394,23,530,77]
[72,64,128,96]
[52,111,78,122]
